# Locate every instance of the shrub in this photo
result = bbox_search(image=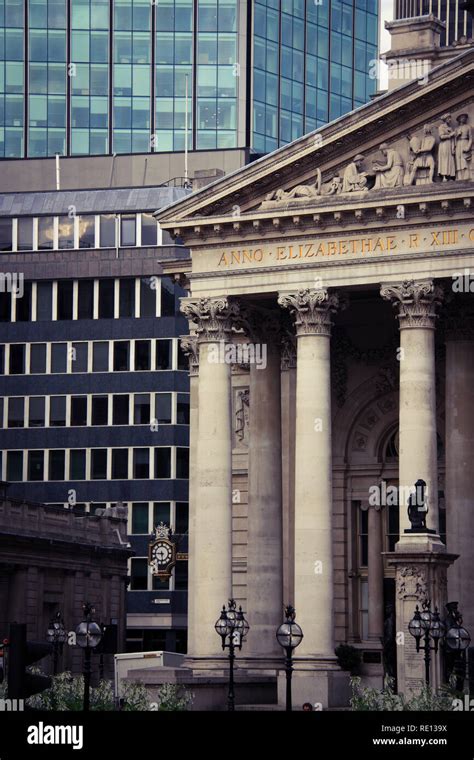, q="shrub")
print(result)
[155,683,194,711]
[27,672,115,711]
[350,676,456,711]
